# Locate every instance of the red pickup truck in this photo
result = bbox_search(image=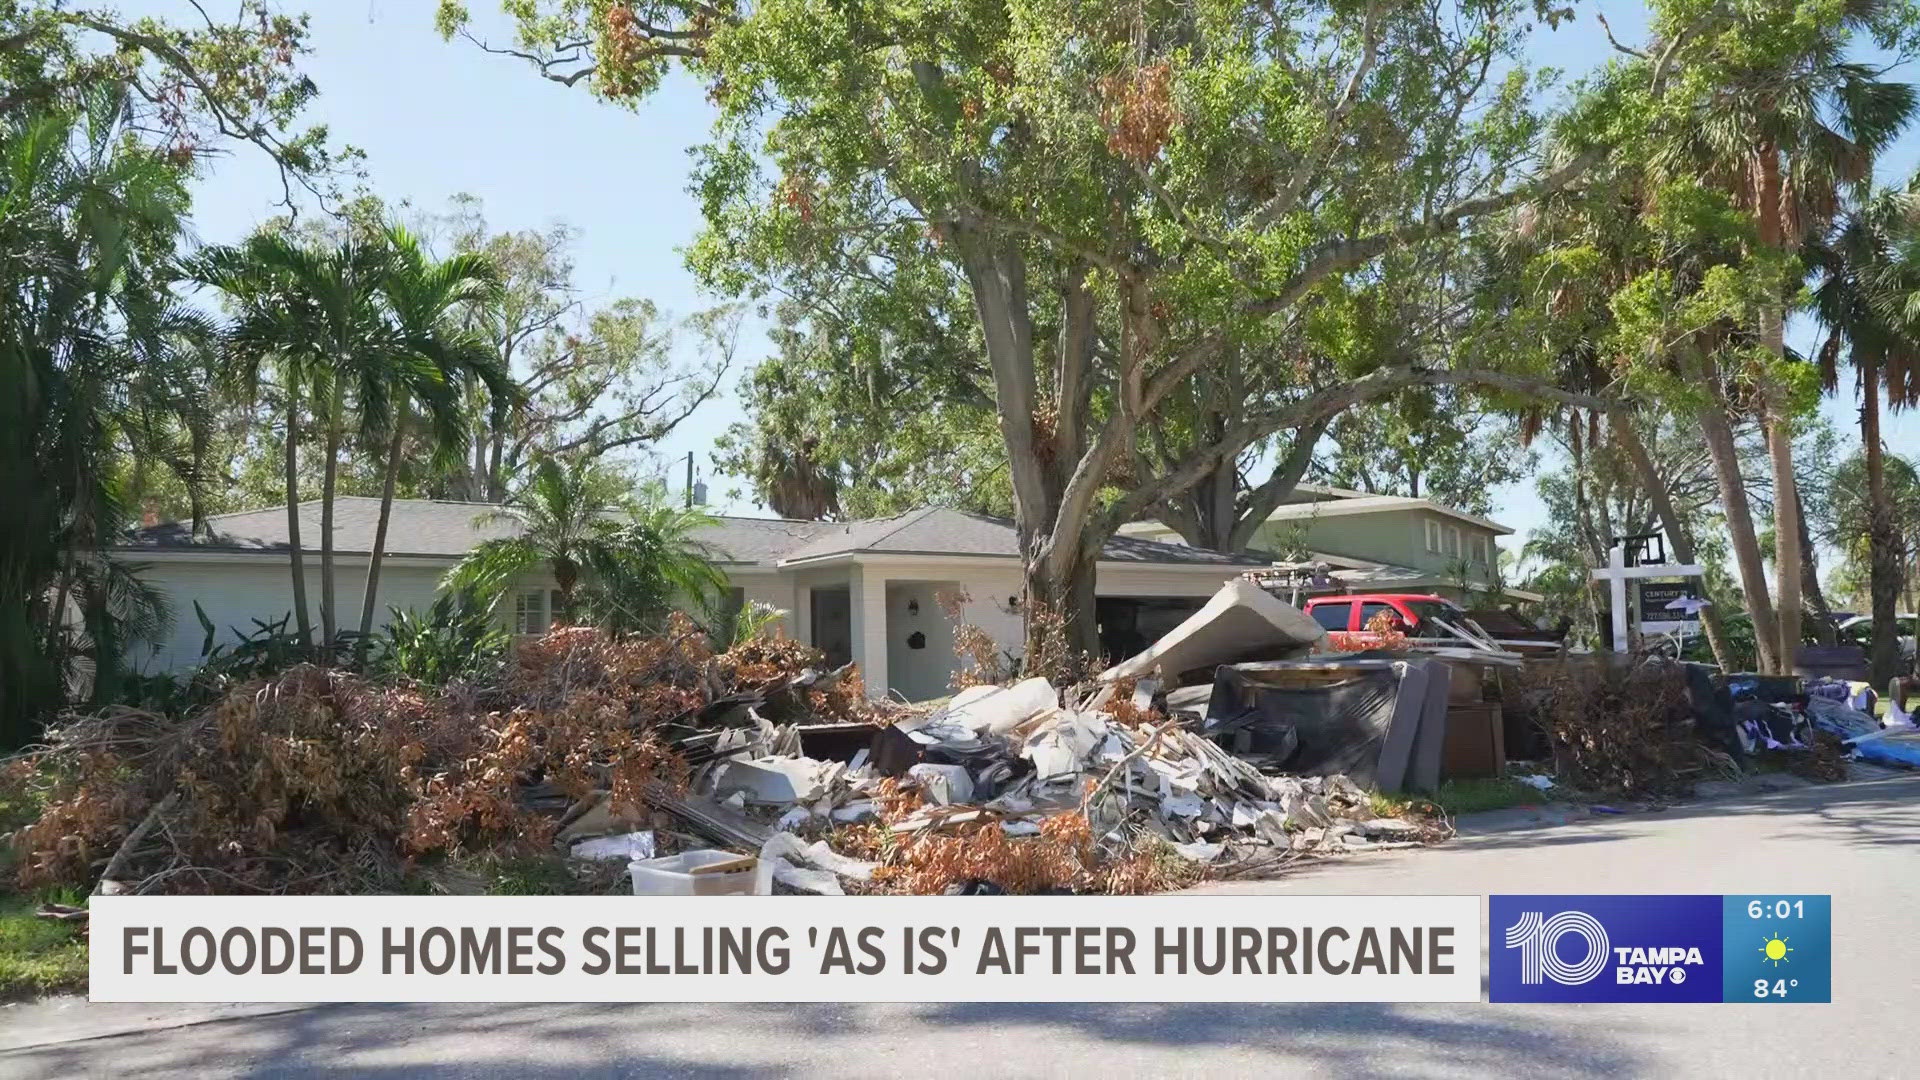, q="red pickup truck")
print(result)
[1302,593,1481,649]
